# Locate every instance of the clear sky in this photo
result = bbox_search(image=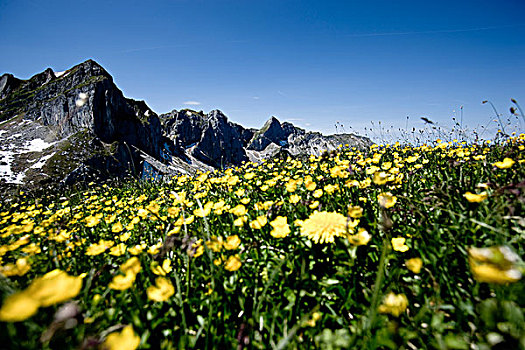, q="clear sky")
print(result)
[1,0,524,140]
